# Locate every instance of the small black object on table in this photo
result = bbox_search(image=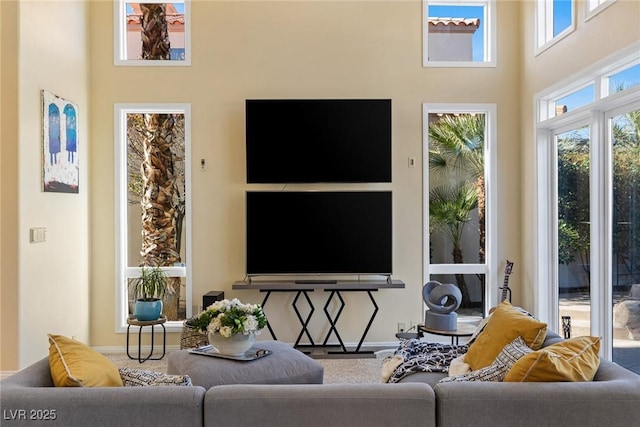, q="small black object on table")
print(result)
[395,331,423,340]
[126,314,167,363]
[202,291,224,309]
